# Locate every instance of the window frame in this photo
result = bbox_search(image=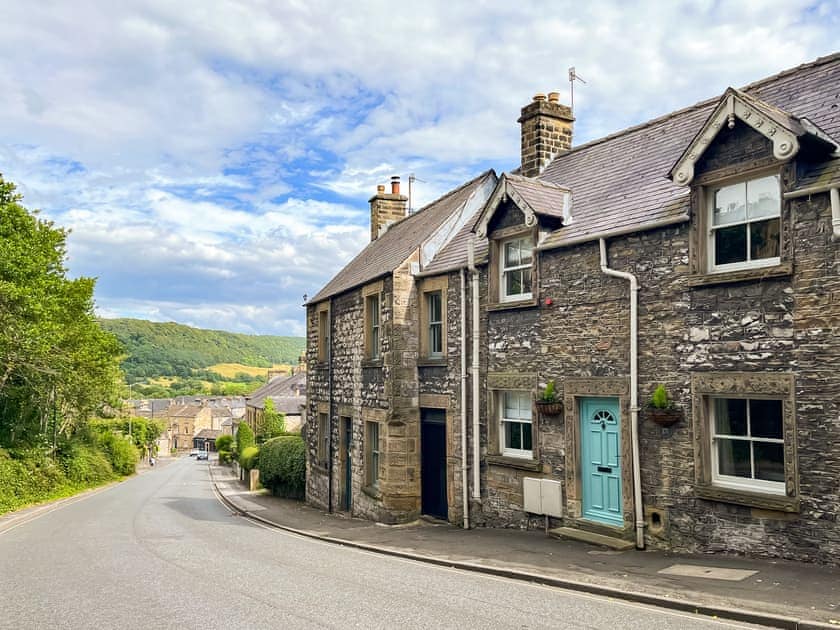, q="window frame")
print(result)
[362,282,383,361]
[499,236,534,303]
[427,291,443,357]
[499,390,533,459]
[317,412,329,465]
[691,372,798,512]
[709,396,785,496]
[365,421,380,489]
[419,276,448,361]
[705,171,782,274]
[316,303,330,363]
